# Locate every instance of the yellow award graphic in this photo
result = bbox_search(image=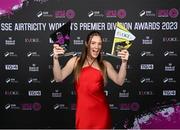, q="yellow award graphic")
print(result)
[111,22,136,55]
